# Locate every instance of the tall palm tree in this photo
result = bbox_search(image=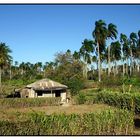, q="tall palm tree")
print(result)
[107,23,118,76]
[129,32,137,76]
[92,19,107,82]
[123,39,130,75]
[110,41,121,76]
[92,55,97,74]
[79,39,94,79]
[9,59,13,80]
[0,43,12,91]
[120,33,127,76]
